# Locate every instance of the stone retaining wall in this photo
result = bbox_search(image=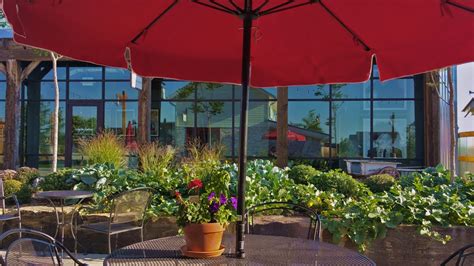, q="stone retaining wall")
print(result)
[1,207,473,265]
